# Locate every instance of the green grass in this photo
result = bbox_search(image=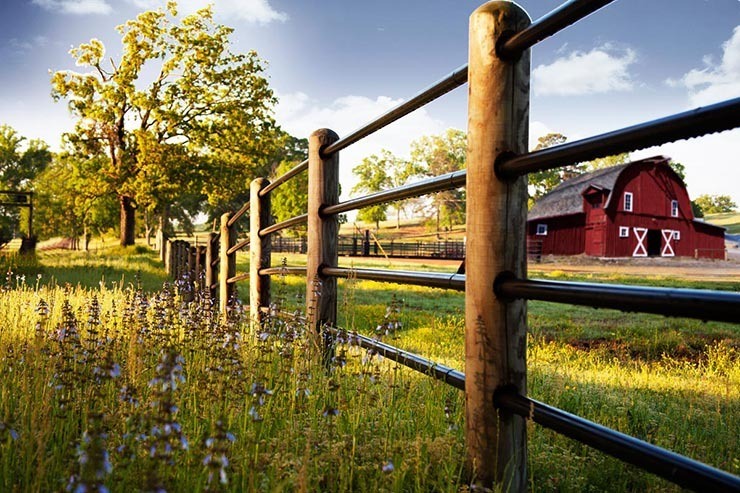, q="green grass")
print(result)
[0,244,737,491]
[706,211,740,234]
